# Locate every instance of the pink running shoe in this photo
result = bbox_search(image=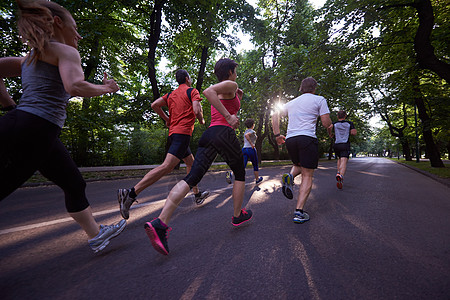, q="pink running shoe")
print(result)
[144,218,171,255]
[231,208,253,226]
[336,174,343,189]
